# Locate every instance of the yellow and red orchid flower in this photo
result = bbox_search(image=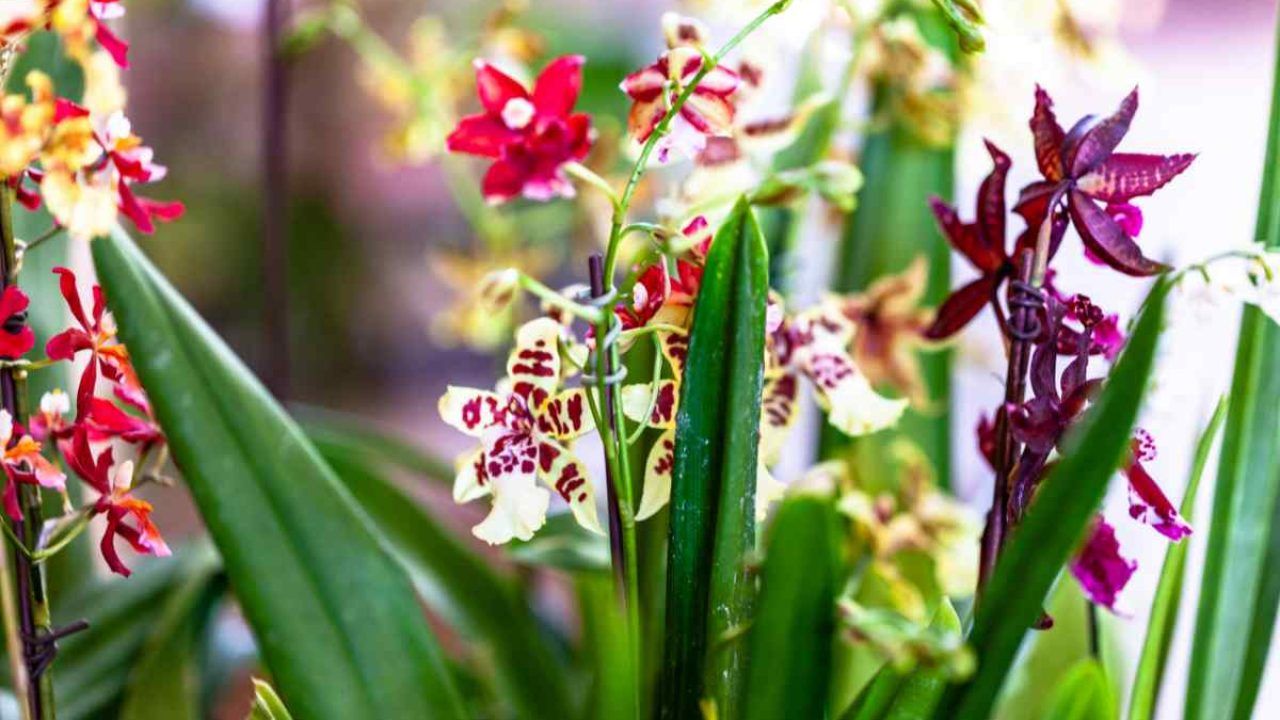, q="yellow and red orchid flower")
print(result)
[64,427,169,576]
[438,317,601,544]
[0,409,66,521]
[46,266,131,415]
[766,302,909,442]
